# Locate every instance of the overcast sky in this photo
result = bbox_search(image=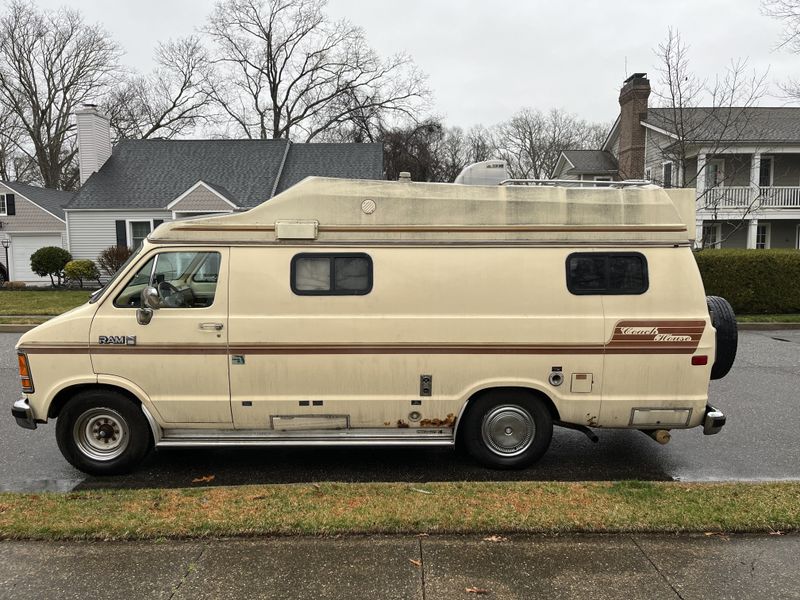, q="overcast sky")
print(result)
[37,0,799,128]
